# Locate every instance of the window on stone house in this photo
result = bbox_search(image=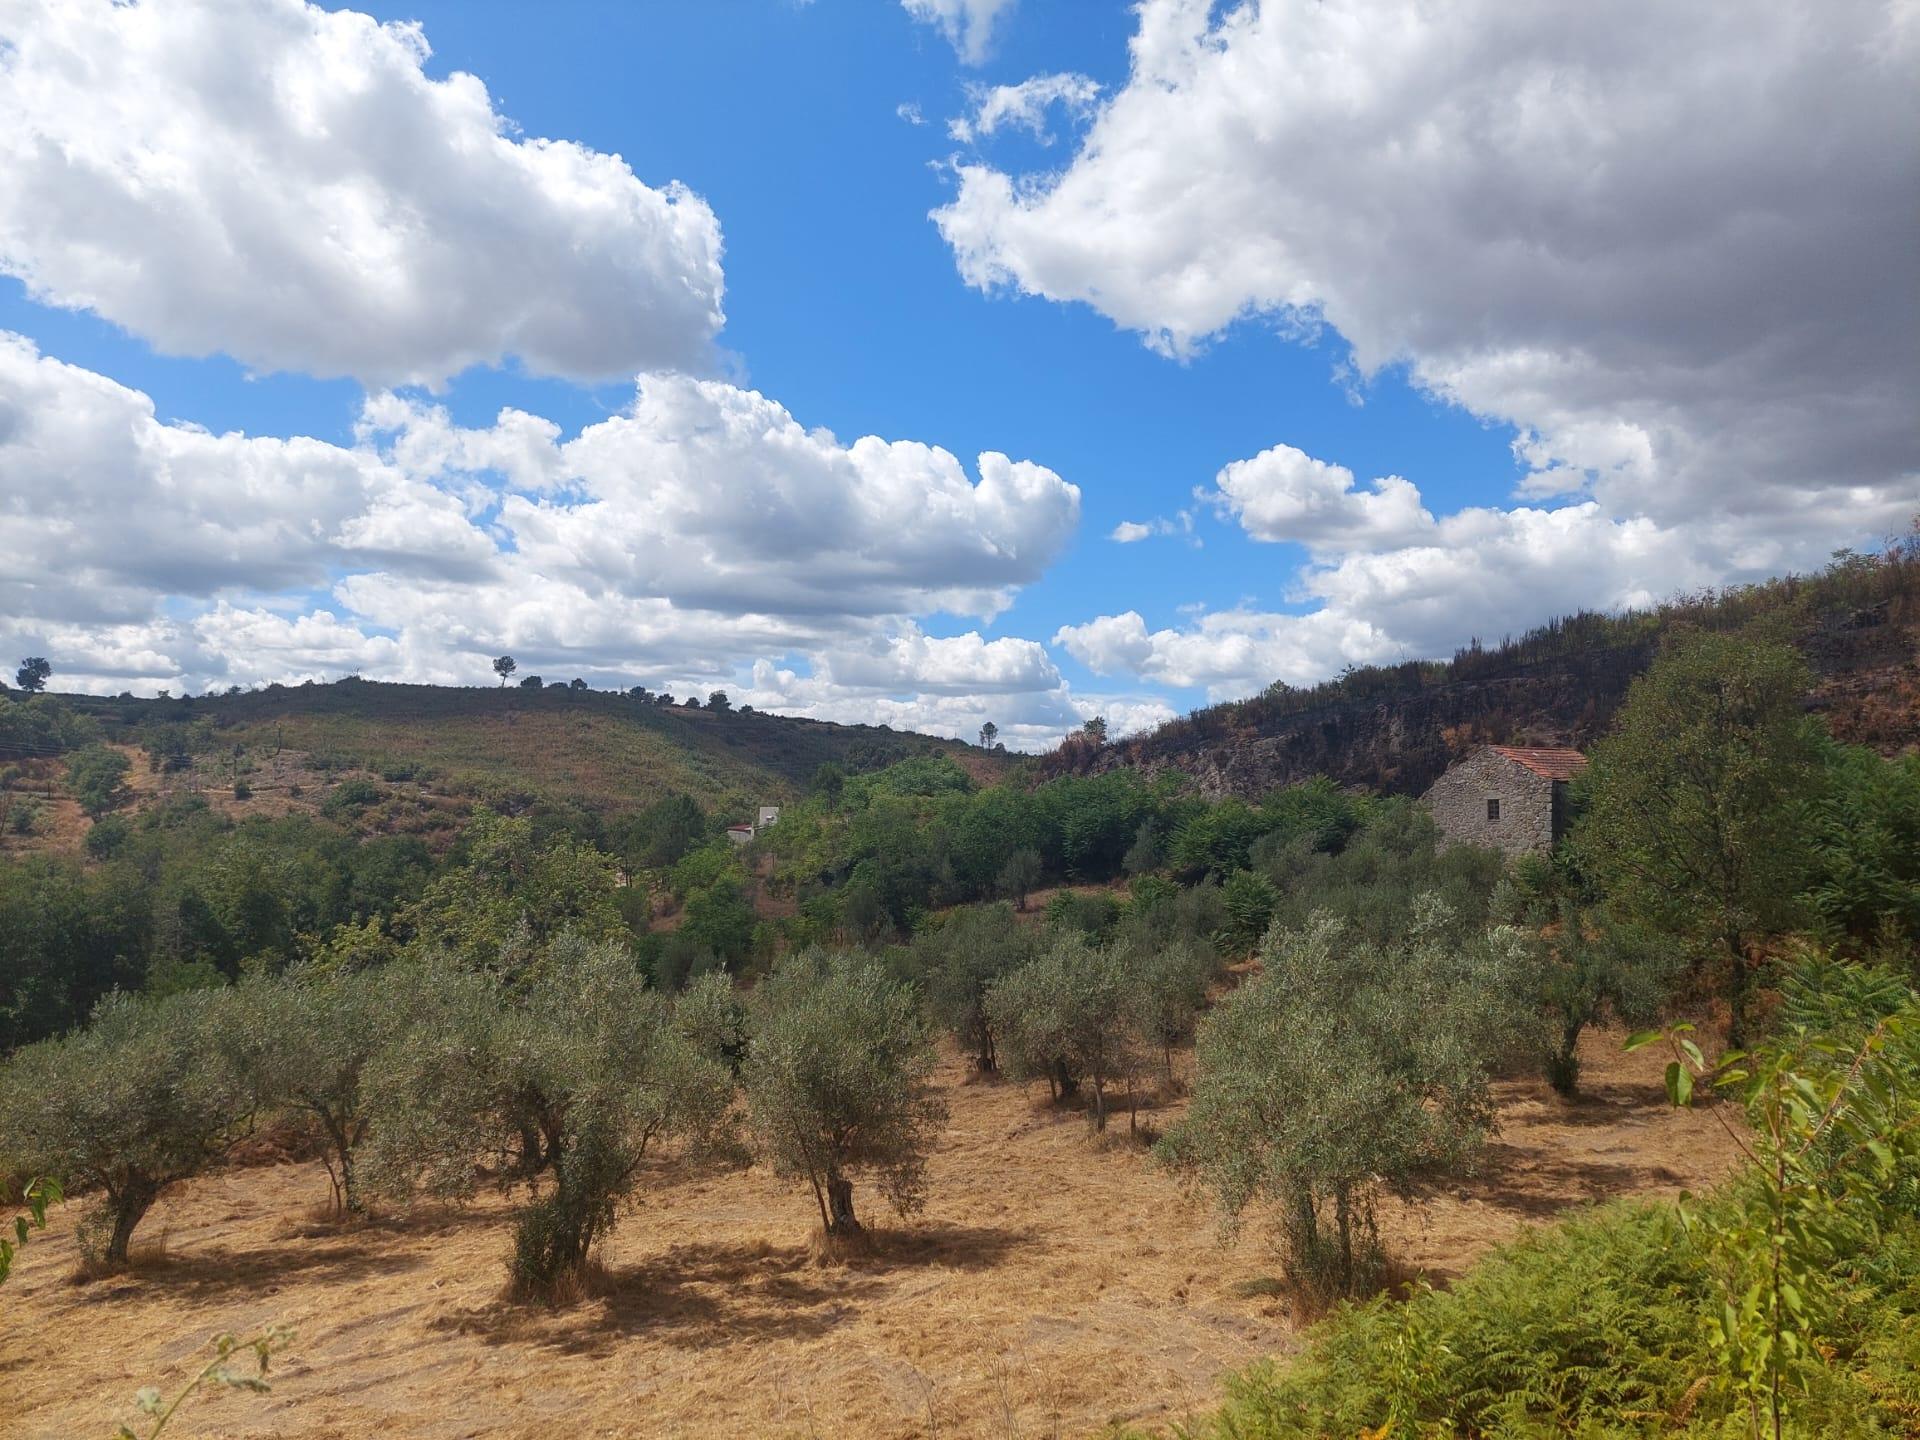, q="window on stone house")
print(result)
[1486,797,1500,821]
